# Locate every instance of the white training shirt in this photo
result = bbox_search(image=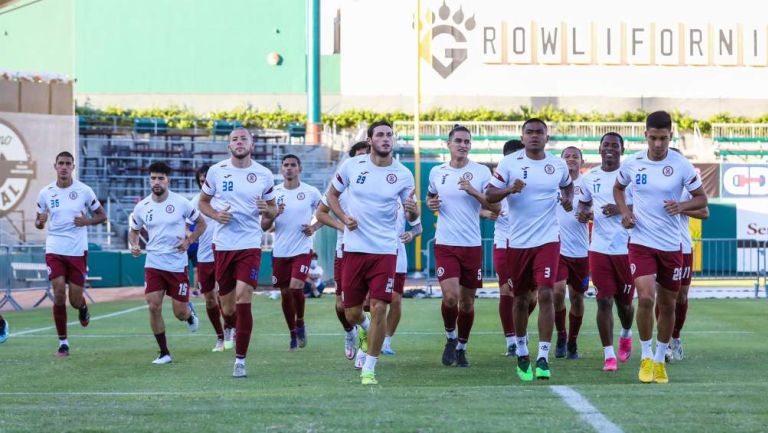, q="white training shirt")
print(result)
[272,182,322,258]
[201,159,275,251]
[428,160,492,247]
[679,189,693,254]
[37,180,101,256]
[189,194,215,263]
[493,200,511,248]
[579,166,634,255]
[320,192,348,259]
[489,150,572,249]
[331,154,415,255]
[395,201,421,274]
[617,150,702,252]
[130,191,200,273]
[556,176,589,258]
